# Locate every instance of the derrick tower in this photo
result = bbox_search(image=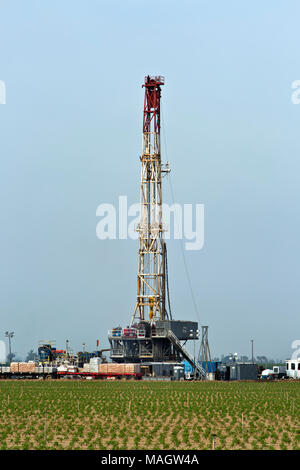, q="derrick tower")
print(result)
[131,75,168,325]
[108,76,200,369]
